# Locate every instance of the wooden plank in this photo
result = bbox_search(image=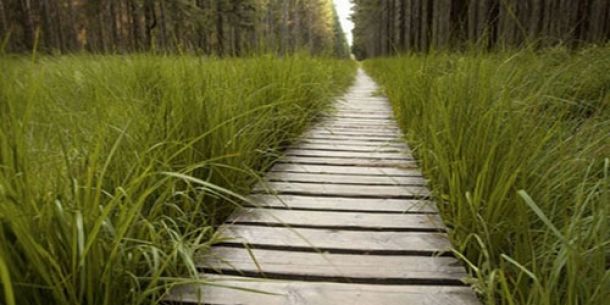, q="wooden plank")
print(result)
[335,104,392,109]
[253,182,430,198]
[309,127,401,134]
[339,97,390,102]
[167,275,480,305]
[284,149,412,160]
[217,225,452,252]
[302,136,402,143]
[334,106,392,111]
[327,110,394,114]
[298,138,406,147]
[276,156,417,168]
[307,128,401,135]
[318,118,398,124]
[306,131,401,139]
[293,143,407,153]
[270,164,423,177]
[322,114,394,119]
[245,195,437,213]
[264,172,424,186]
[317,123,400,130]
[318,120,399,127]
[202,248,467,280]
[227,209,443,230]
